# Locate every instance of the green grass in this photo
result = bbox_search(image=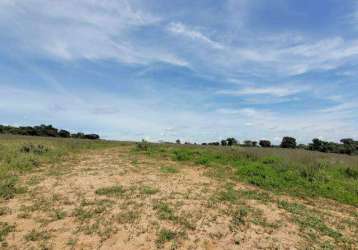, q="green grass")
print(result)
[139,185,159,195]
[0,222,15,242]
[95,185,125,197]
[0,135,122,200]
[136,143,358,206]
[156,228,177,245]
[160,166,178,174]
[24,229,50,242]
[153,201,176,221]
